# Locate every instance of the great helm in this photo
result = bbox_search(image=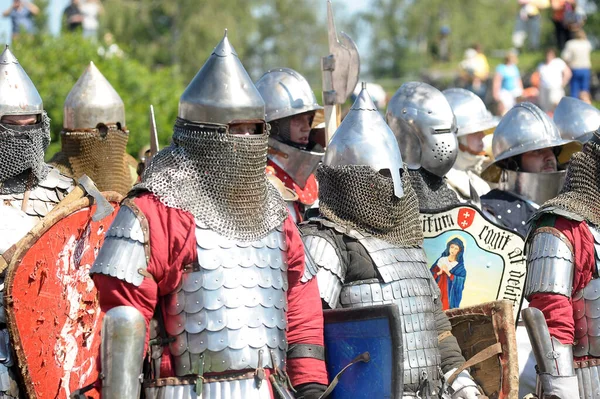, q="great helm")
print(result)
[553,96,600,144]
[255,68,322,122]
[442,88,498,137]
[64,61,126,130]
[0,46,43,120]
[386,82,458,177]
[325,83,404,198]
[178,30,265,126]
